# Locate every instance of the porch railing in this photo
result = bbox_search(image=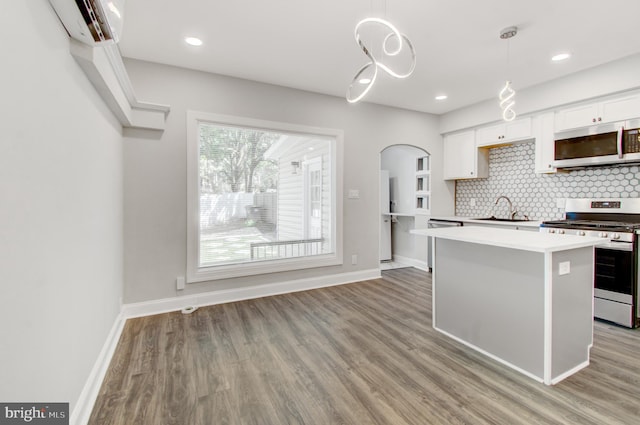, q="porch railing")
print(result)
[250,238,324,260]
